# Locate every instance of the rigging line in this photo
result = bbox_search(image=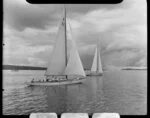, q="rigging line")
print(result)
[68,20,78,55]
[64,5,67,66]
[68,20,78,50]
[68,21,73,40]
[68,20,77,50]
